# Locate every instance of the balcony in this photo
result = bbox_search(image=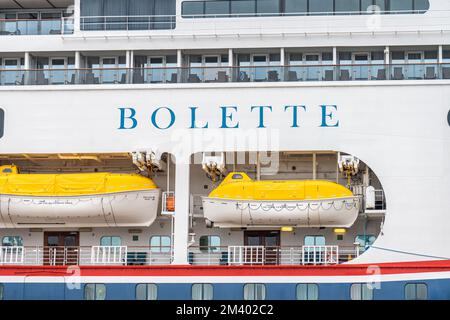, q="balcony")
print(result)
[1,63,449,86]
[189,245,359,266]
[0,246,172,266]
[80,15,176,31]
[0,17,74,35]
